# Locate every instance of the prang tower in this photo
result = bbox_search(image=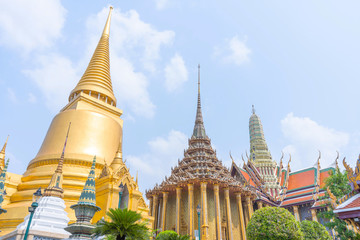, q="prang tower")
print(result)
[249,106,280,197]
